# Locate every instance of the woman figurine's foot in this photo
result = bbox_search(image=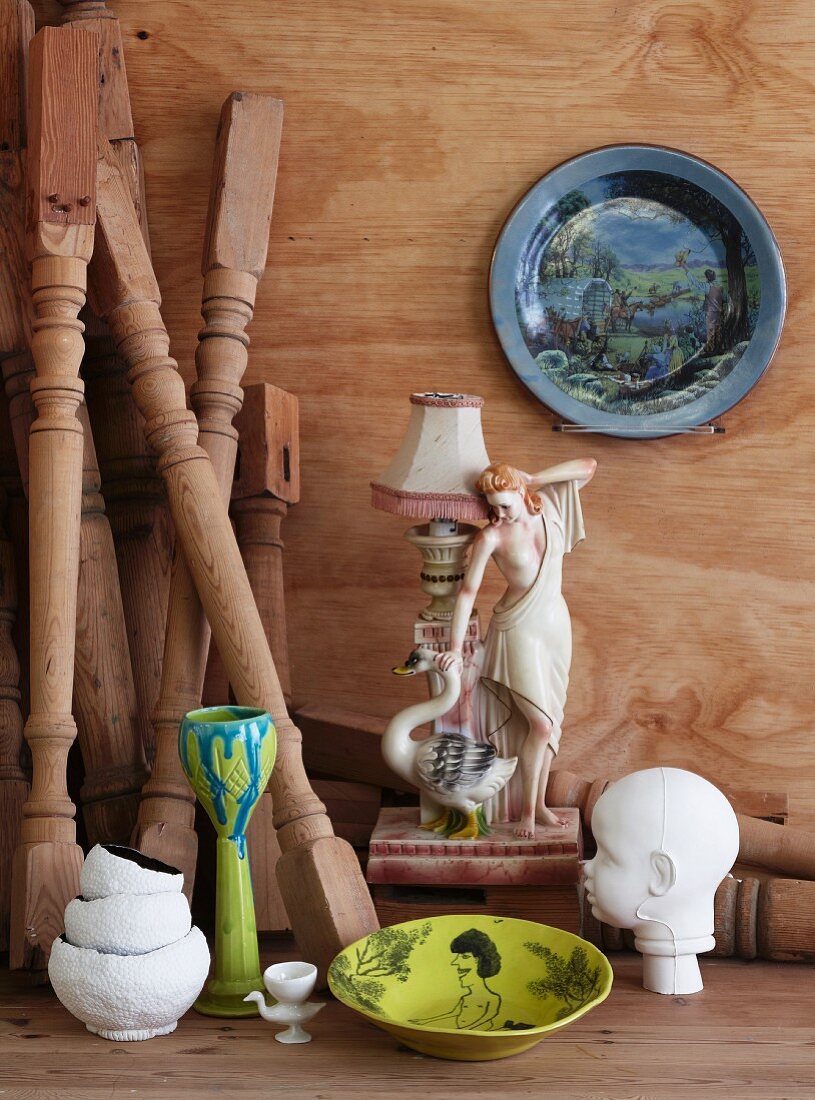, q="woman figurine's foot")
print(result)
[514,815,536,839]
[536,807,570,828]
